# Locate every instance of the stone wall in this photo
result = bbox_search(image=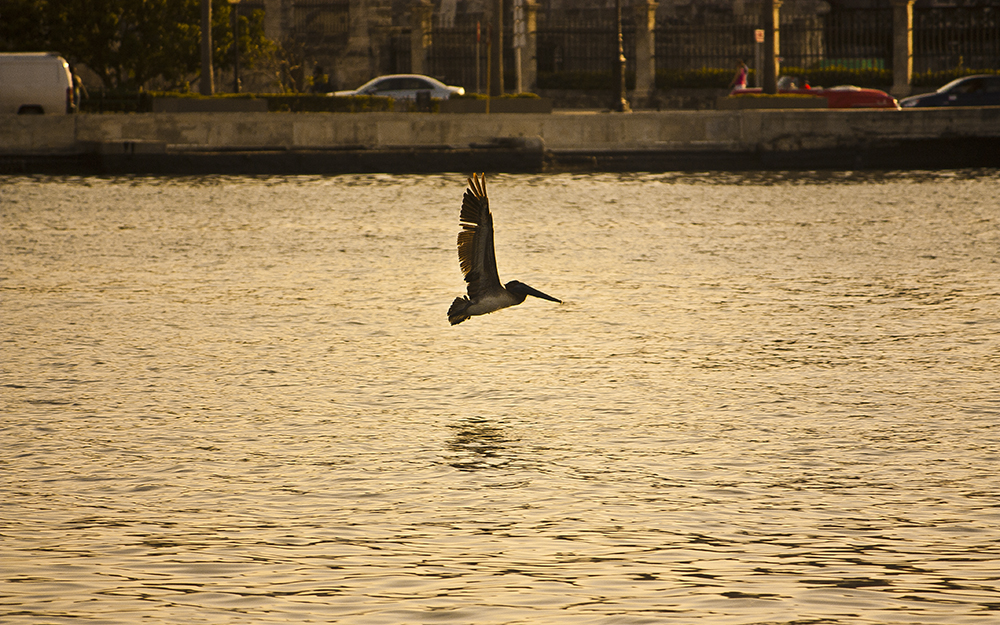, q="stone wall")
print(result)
[3,107,998,156]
